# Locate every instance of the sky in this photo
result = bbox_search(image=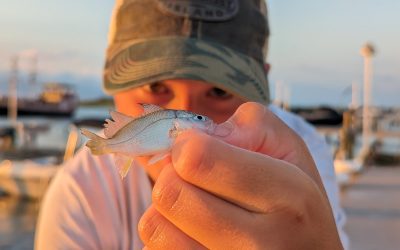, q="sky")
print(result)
[0,0,399,107]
